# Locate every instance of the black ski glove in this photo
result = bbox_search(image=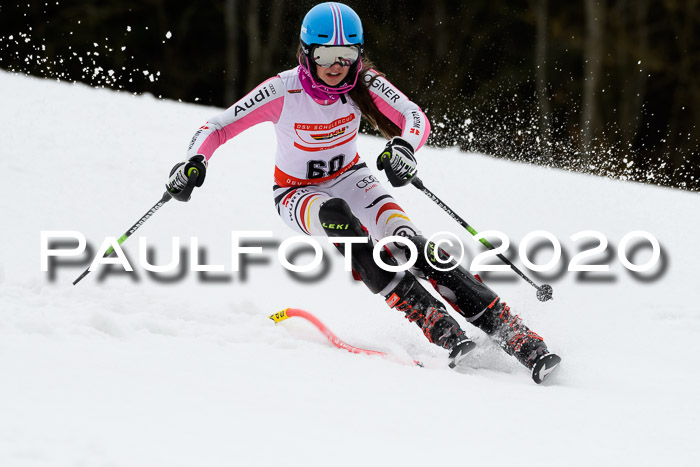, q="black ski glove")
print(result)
[377,136,417,187]
[166,154,208,202]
